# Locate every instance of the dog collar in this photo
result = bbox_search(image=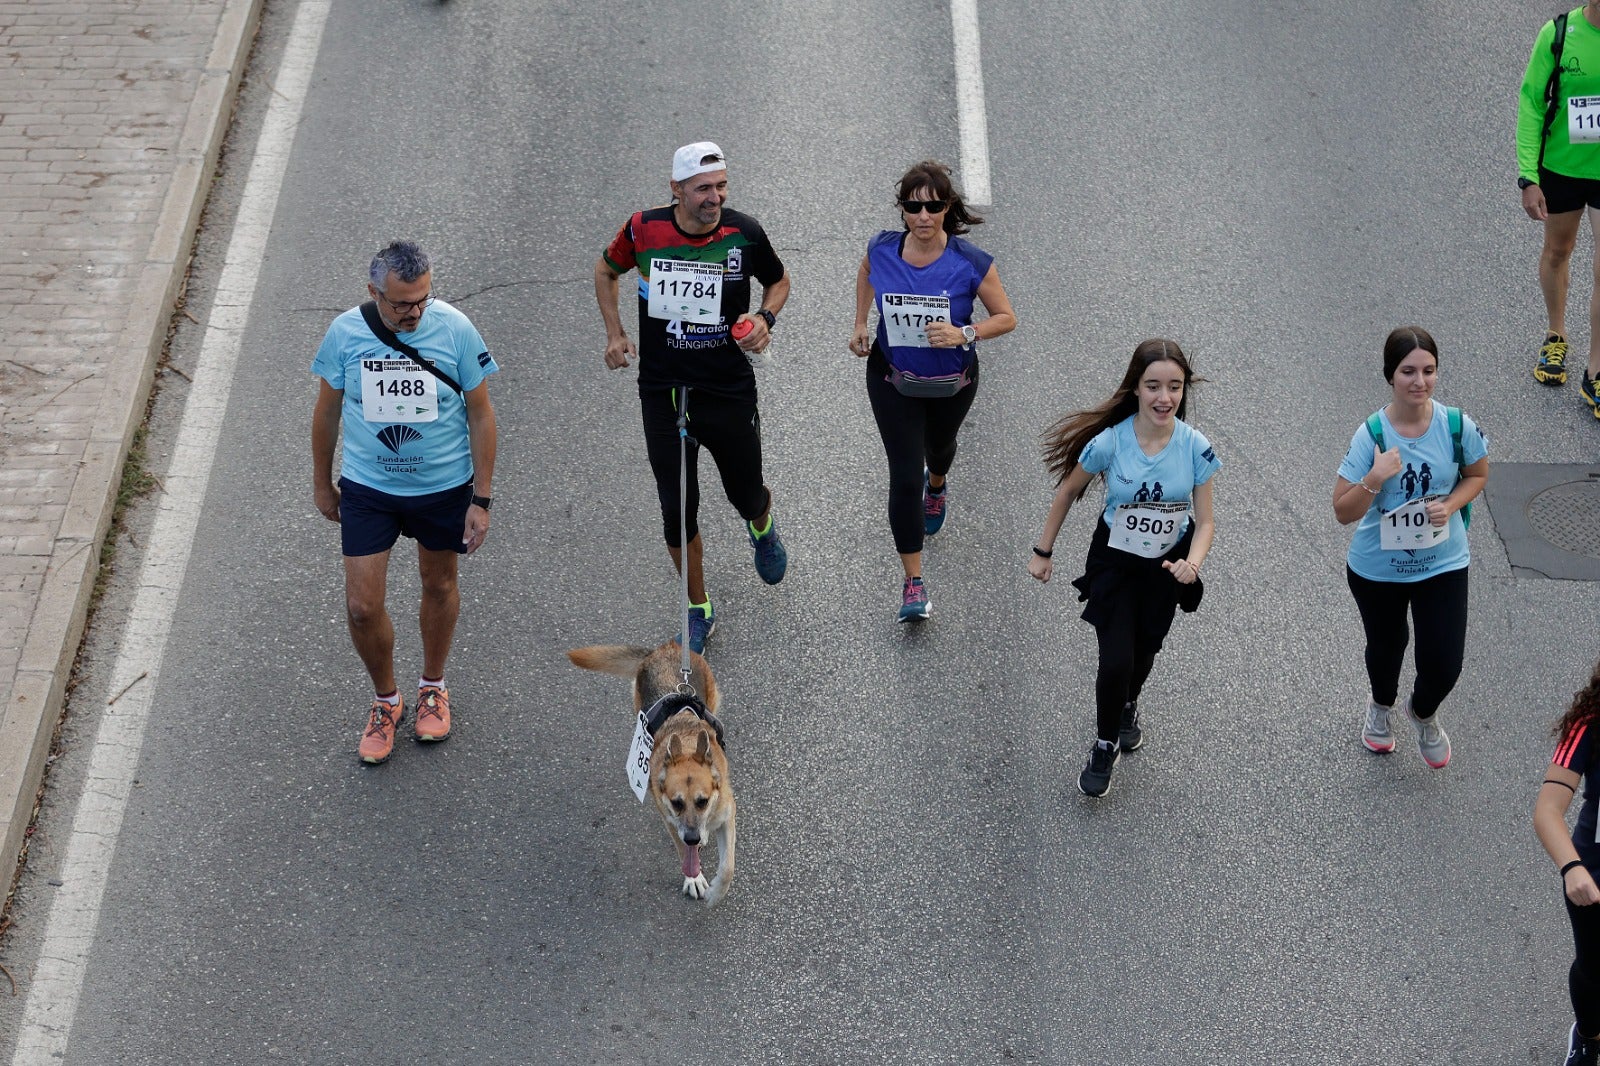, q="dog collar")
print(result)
[641,692,727,750]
